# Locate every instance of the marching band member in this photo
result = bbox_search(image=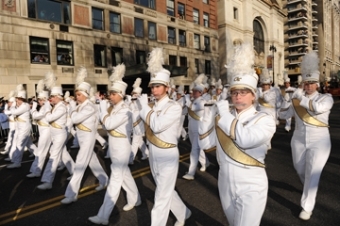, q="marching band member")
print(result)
[89,64,141,225]
[176,85,188,141]
[210,77,216,96]
[27,79,52,177]
[61,67,108,204]
[282,74,296,132]
[129,78,149,164]
[7,85,37,169]
[137,48,191,226]
[1,91,16,155]
[215,79,224,101]
[183,74,210,180]
[202,76,211,101]
[279,51,333,220]
[216,43,276,226]
[257,68,277,121]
